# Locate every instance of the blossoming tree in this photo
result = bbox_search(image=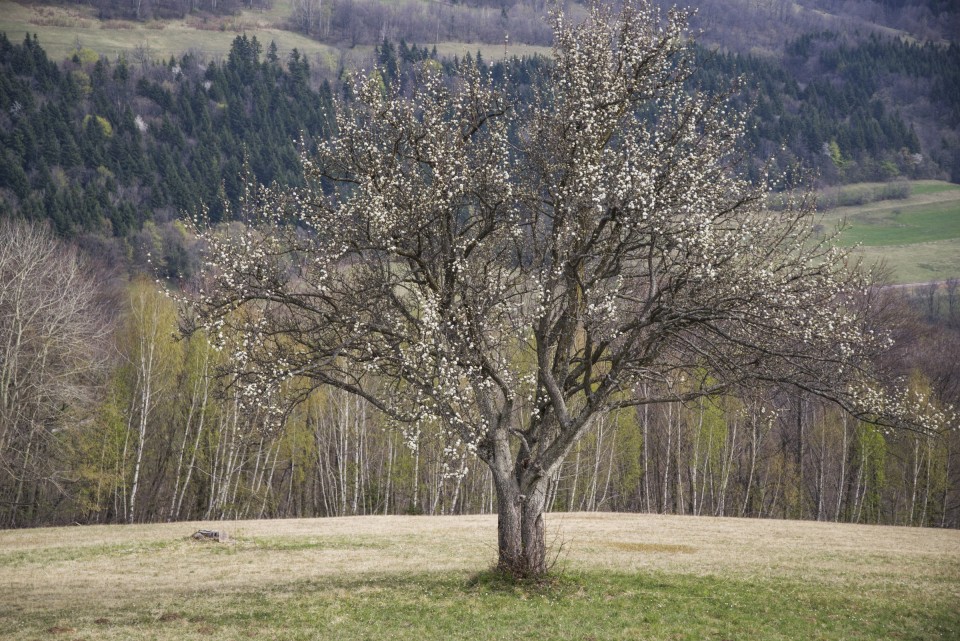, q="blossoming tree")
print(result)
[189,1,946,577]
